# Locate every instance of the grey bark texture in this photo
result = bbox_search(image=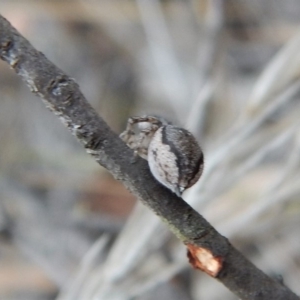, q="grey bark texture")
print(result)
[0,15,298,300]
